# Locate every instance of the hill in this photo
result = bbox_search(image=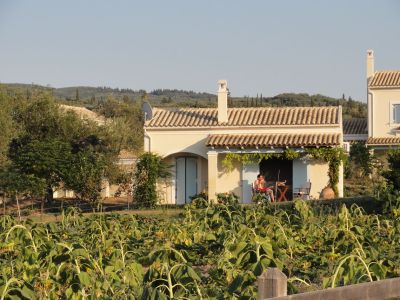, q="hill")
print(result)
[3,83,367,118]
